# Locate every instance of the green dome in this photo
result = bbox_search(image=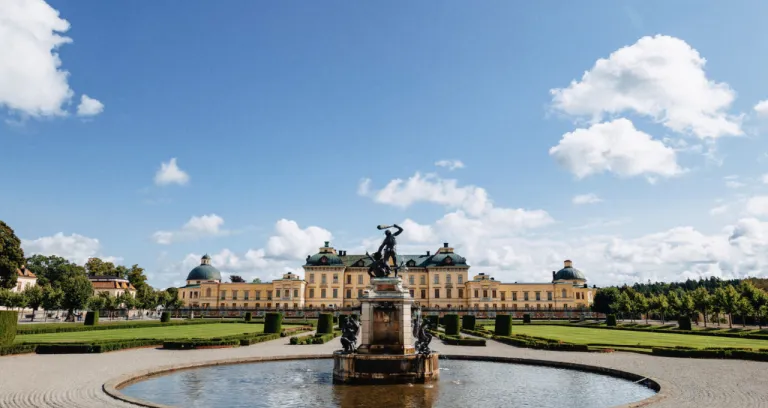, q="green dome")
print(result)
[554,266,586,281]
[305,252,344,266]
[186,263,221,281]
[427,252,468,267]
